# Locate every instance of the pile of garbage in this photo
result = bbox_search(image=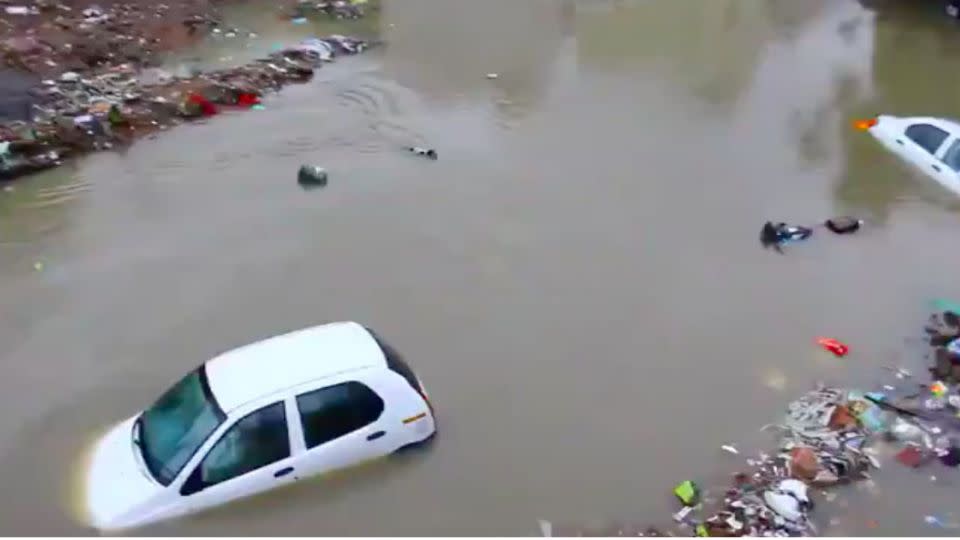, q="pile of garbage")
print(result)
[1,0,225,77]
[287,0,372,22]
[540,305,960,537]
[0,34,372,181]
[674,386,875,537]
